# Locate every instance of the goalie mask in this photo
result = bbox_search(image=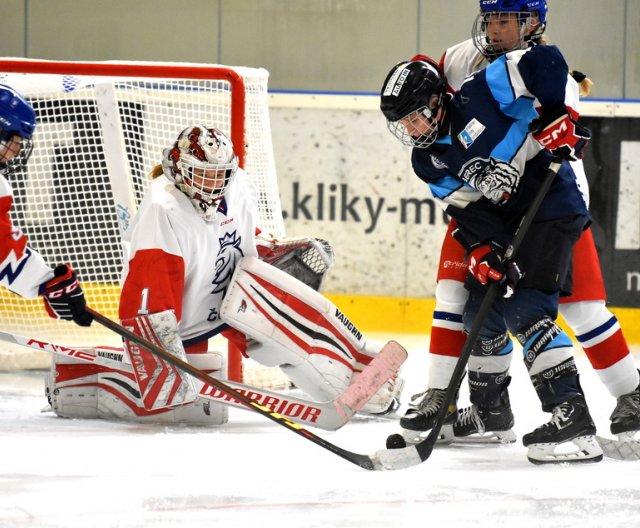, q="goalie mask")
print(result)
[162,125,239,212]
[473,0,548,61]
[380,57,447,149]
[0,84,36,176]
